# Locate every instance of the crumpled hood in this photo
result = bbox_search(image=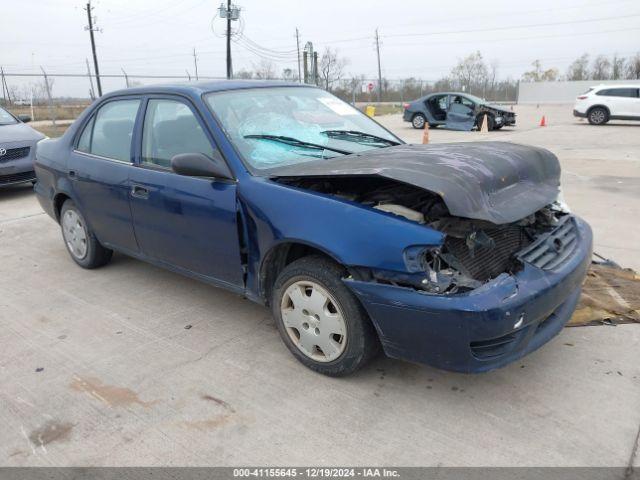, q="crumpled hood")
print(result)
[483,103,513,114]
[0,123,45,144]
[267,141,561,224]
